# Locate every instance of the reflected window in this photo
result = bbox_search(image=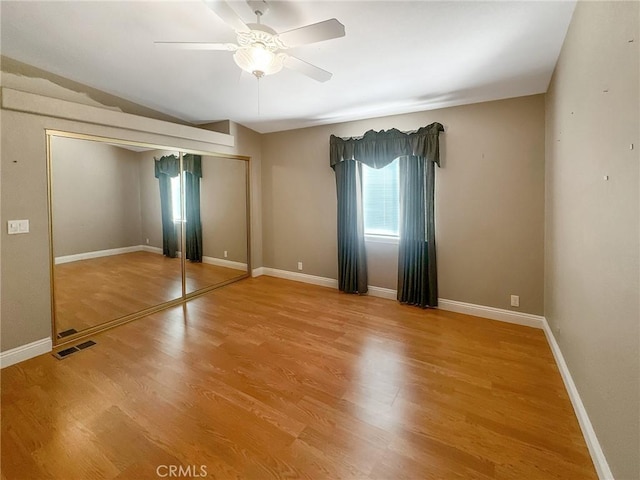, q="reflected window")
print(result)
[170,175,183,222]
